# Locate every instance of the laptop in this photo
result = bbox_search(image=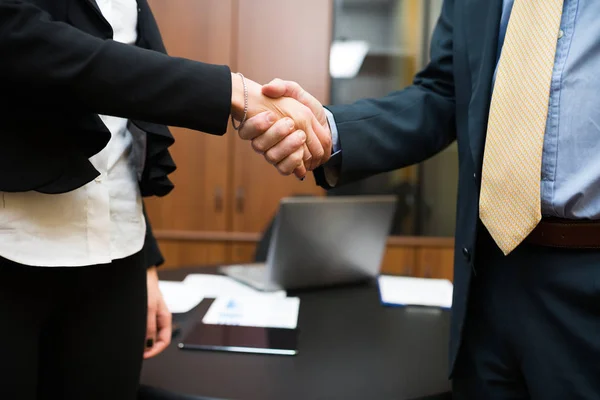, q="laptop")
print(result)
[220,195,398,291]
